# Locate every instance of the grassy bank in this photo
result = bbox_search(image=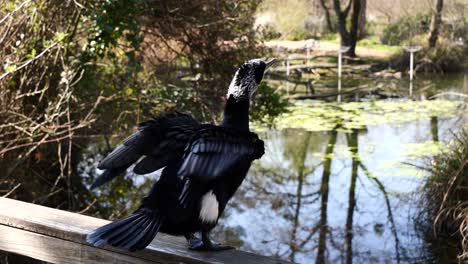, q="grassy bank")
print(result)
[418,130,468,261]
